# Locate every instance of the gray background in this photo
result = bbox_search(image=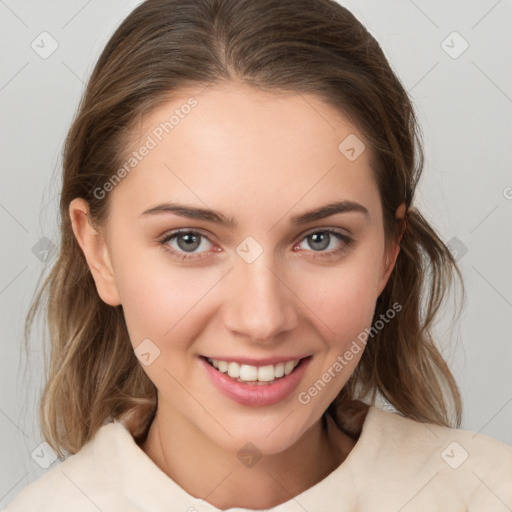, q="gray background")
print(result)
[1,0,511,506]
